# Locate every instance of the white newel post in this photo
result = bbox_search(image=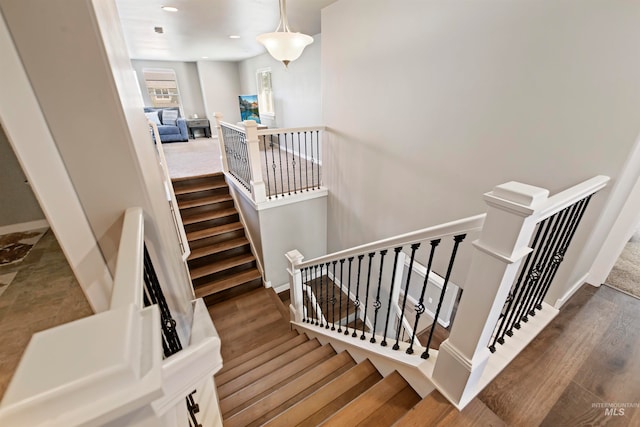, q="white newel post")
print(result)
[243,120,267,204]
[286,250,305,323]
[432,182,549,408]
[213,113,229,174]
